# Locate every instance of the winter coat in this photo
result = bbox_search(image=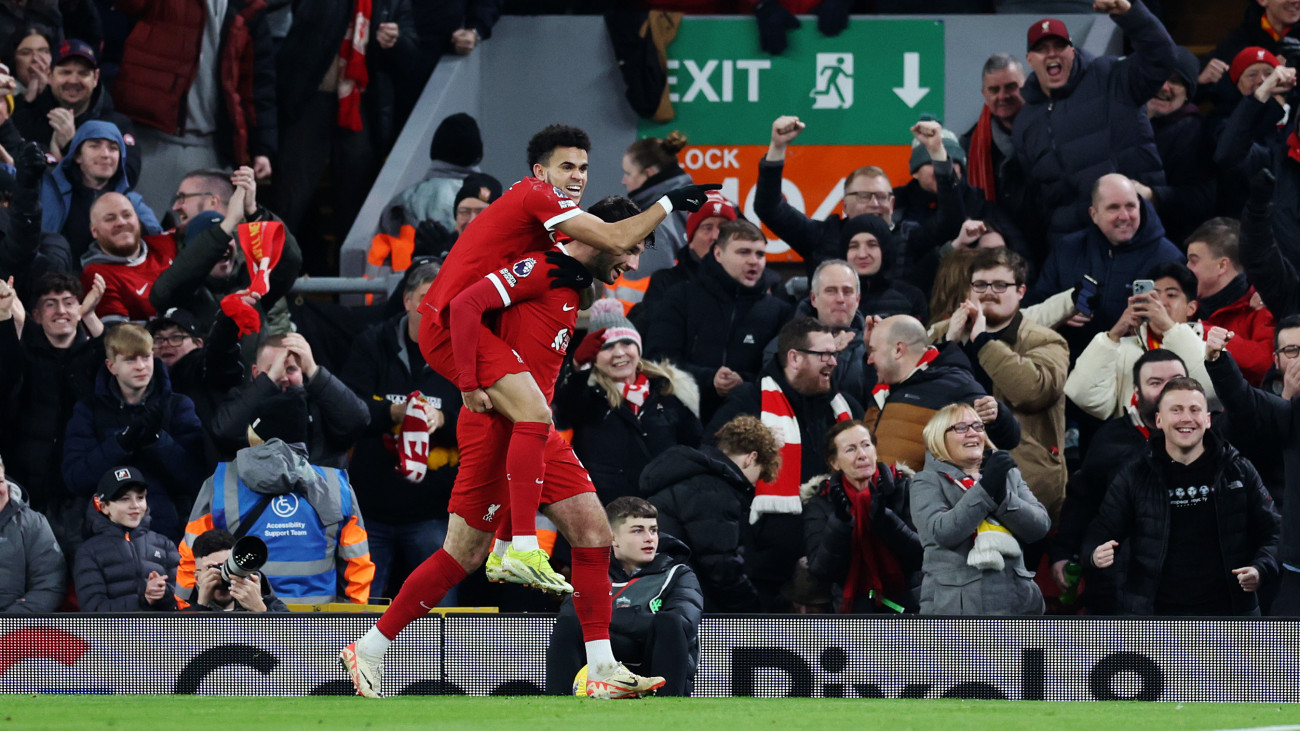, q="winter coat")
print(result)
[38,120,162,255]
[1026,196,1183,333]
[74,504,179,612]
[1200,283,1275,387]
[112,0,277,163]
[627,165,694,277]
[1082,431,1280,616]
[62,359,209,542]
[641,445,760,613]
[338,313,462,525]
[1149,103,1216,244]
[162,315,245,467]
[380,161,479,235]
[211,365,370,469]
[862,343,1021,473]
[0,324,100,519]
[1011,0,1175,238]
[801,469,922,612]
[0,482,66,613]
[1240,187,1300,320]
[553,361,701,506]
[1211,93,1293,252]
[932,314,1069,518]
[859,271,929,323]
[149,208,303,329]
[630,250,700,330]
[643,253,793,422]
[911,453,1050,615]
[1206,353,1300,568]
[11,82,136,166]
[179,439,374,604]
[0,173,76,288]
[1065,321,1217,420]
